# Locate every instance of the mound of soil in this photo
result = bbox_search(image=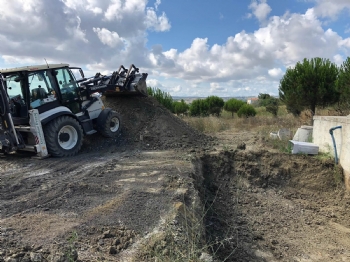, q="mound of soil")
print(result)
[82,96,214,153]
